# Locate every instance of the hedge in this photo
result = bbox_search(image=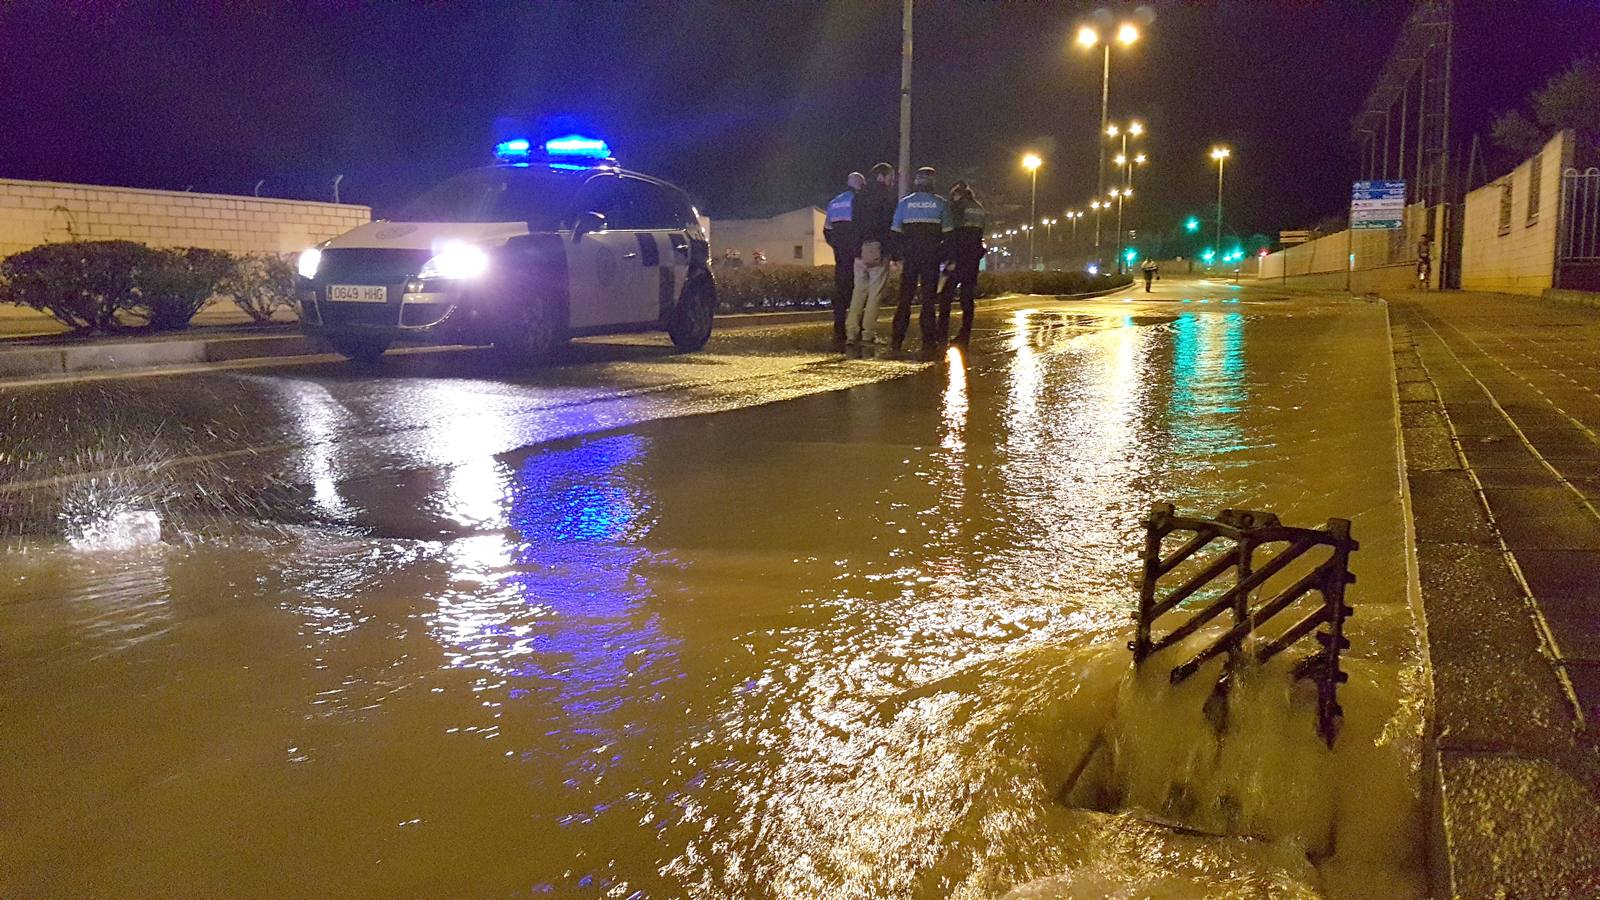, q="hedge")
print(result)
[0,241,297,333]
[712,264,1131,312]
